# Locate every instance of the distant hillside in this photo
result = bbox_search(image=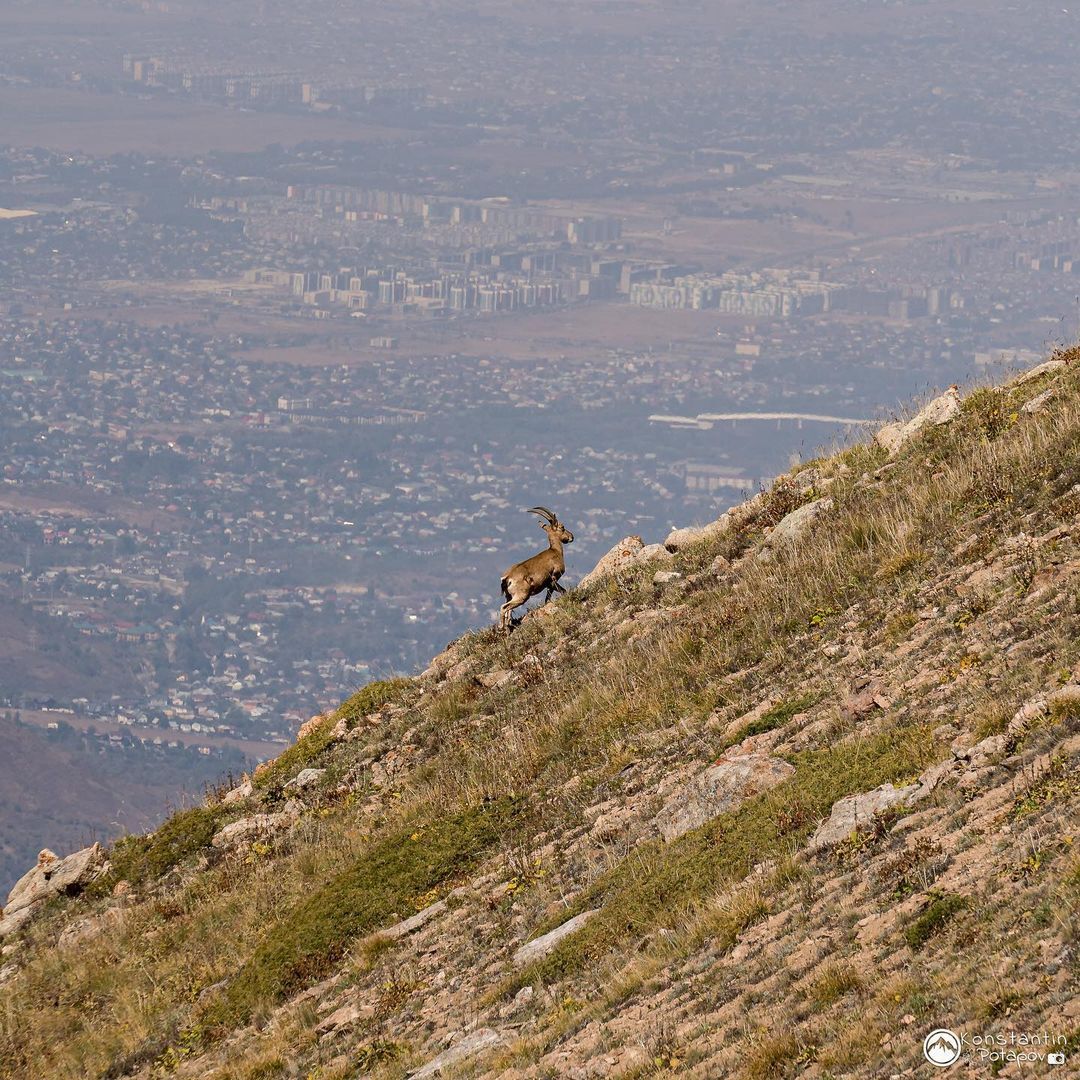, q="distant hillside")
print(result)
[1,353,1079,1079]
[0,715,248,896]
[0,598,145,701]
